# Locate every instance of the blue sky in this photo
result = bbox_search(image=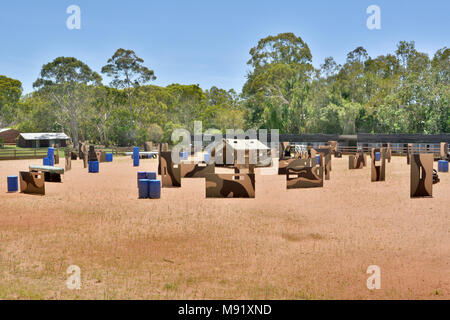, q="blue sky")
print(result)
[0,0,448,94]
